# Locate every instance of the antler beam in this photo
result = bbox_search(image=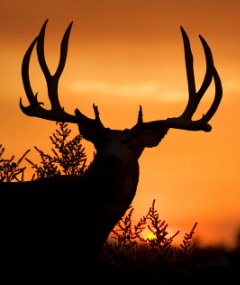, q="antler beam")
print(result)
[133,27,222,133]
[20,19,105,133]
[20,20,78,123]
[20,21,222,137]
